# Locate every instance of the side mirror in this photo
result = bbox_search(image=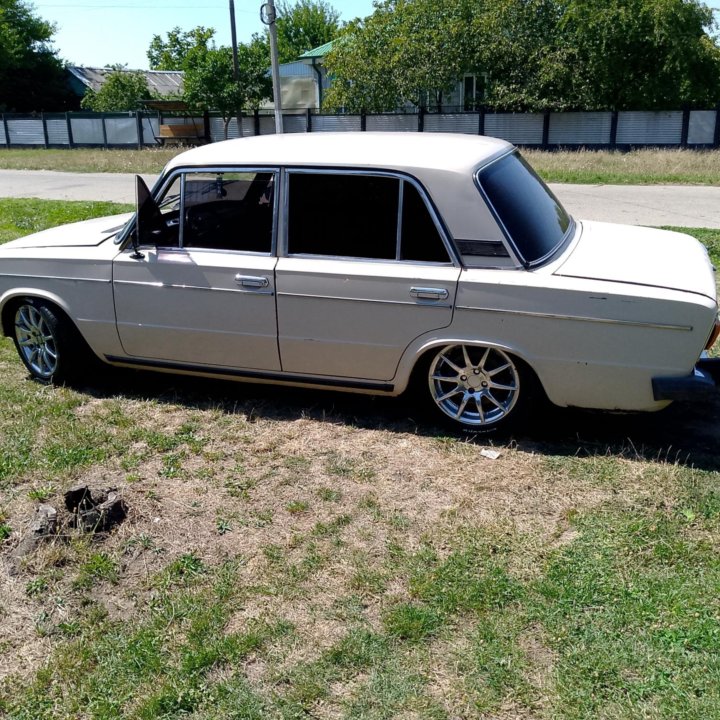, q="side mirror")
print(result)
[133,175,166,257]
